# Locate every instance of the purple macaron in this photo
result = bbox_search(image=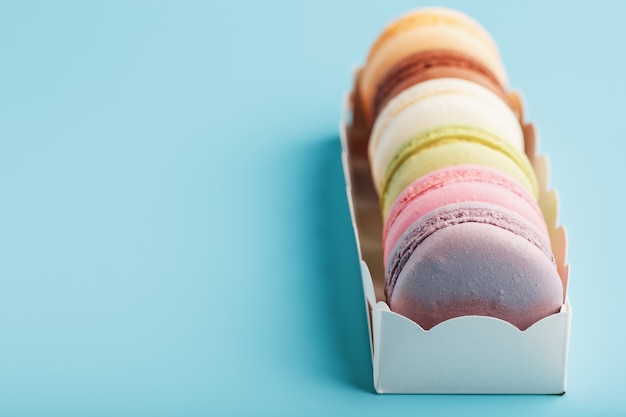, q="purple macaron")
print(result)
[386,201,563,330]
